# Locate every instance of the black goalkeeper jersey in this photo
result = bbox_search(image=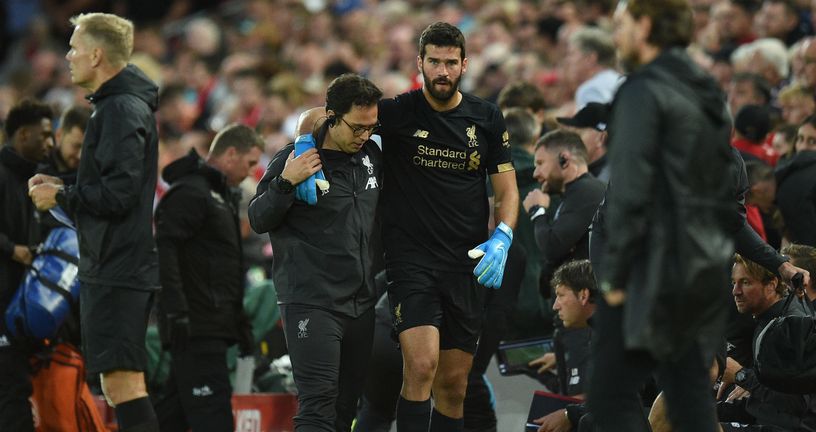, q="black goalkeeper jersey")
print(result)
[378,89,513,271]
